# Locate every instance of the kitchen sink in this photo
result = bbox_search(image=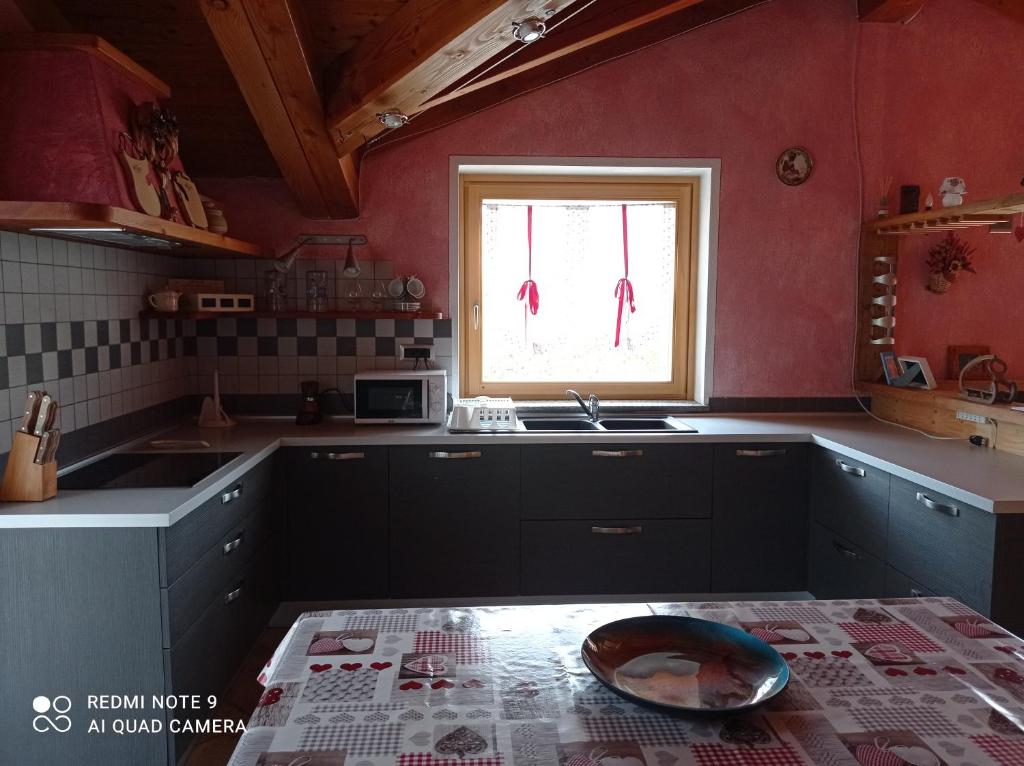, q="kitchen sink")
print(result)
[598,418,683,431]
[518,417,696,432]
[521,418,602,431]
